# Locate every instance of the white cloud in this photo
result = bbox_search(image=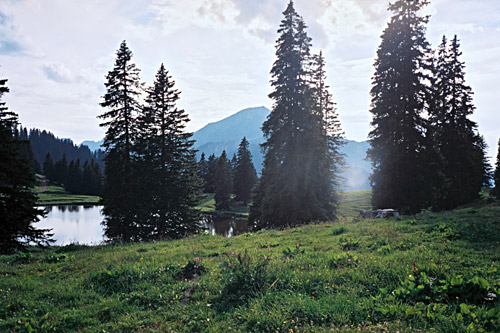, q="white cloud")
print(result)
[42,62,72,83]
